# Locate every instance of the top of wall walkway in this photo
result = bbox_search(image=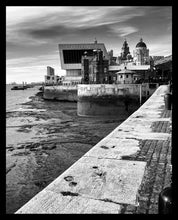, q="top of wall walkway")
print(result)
[16,85,171,214]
